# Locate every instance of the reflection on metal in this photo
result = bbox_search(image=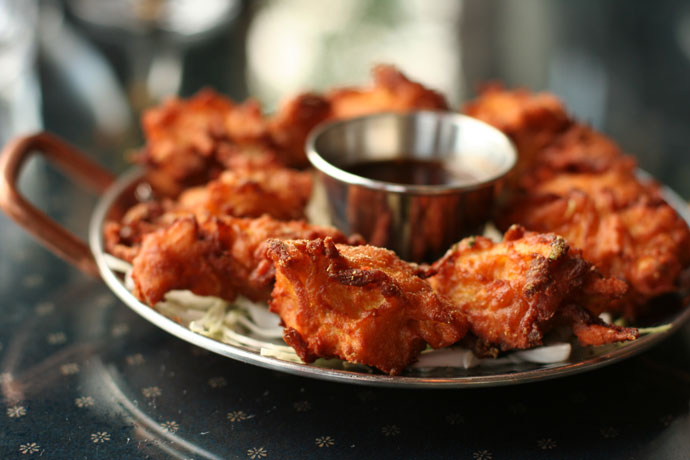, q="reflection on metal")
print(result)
[306,111,516,262]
